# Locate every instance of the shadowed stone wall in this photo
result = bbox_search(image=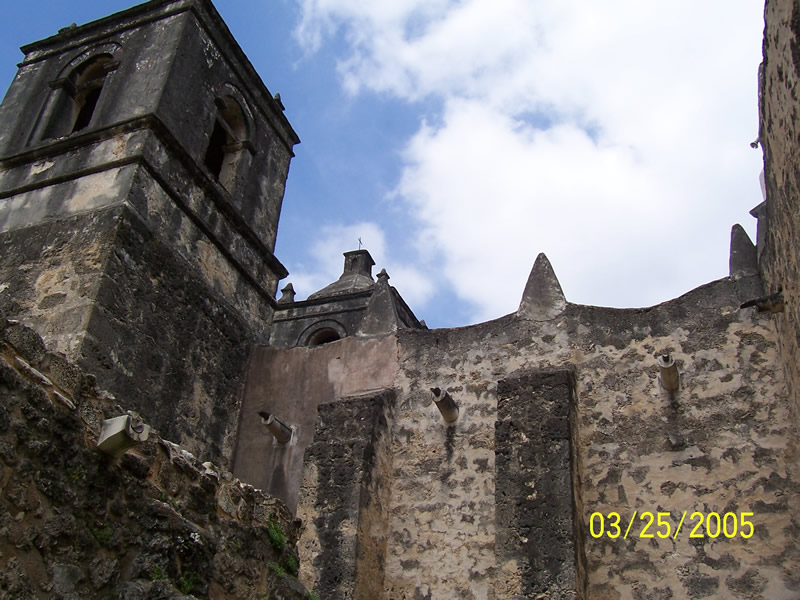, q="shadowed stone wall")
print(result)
[233,336,398,511]
[0,319,307,600]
